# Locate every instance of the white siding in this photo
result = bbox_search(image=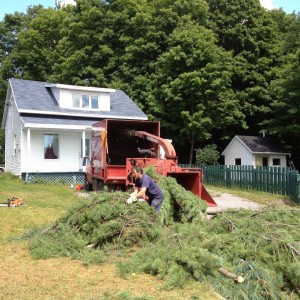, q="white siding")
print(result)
[223,138,254,166]
[57,89,73,108]
[4,96,22,175]
[100,94,110,111]
[22,130,86,173]
[255,154,287,167]
[270,154,287,167]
